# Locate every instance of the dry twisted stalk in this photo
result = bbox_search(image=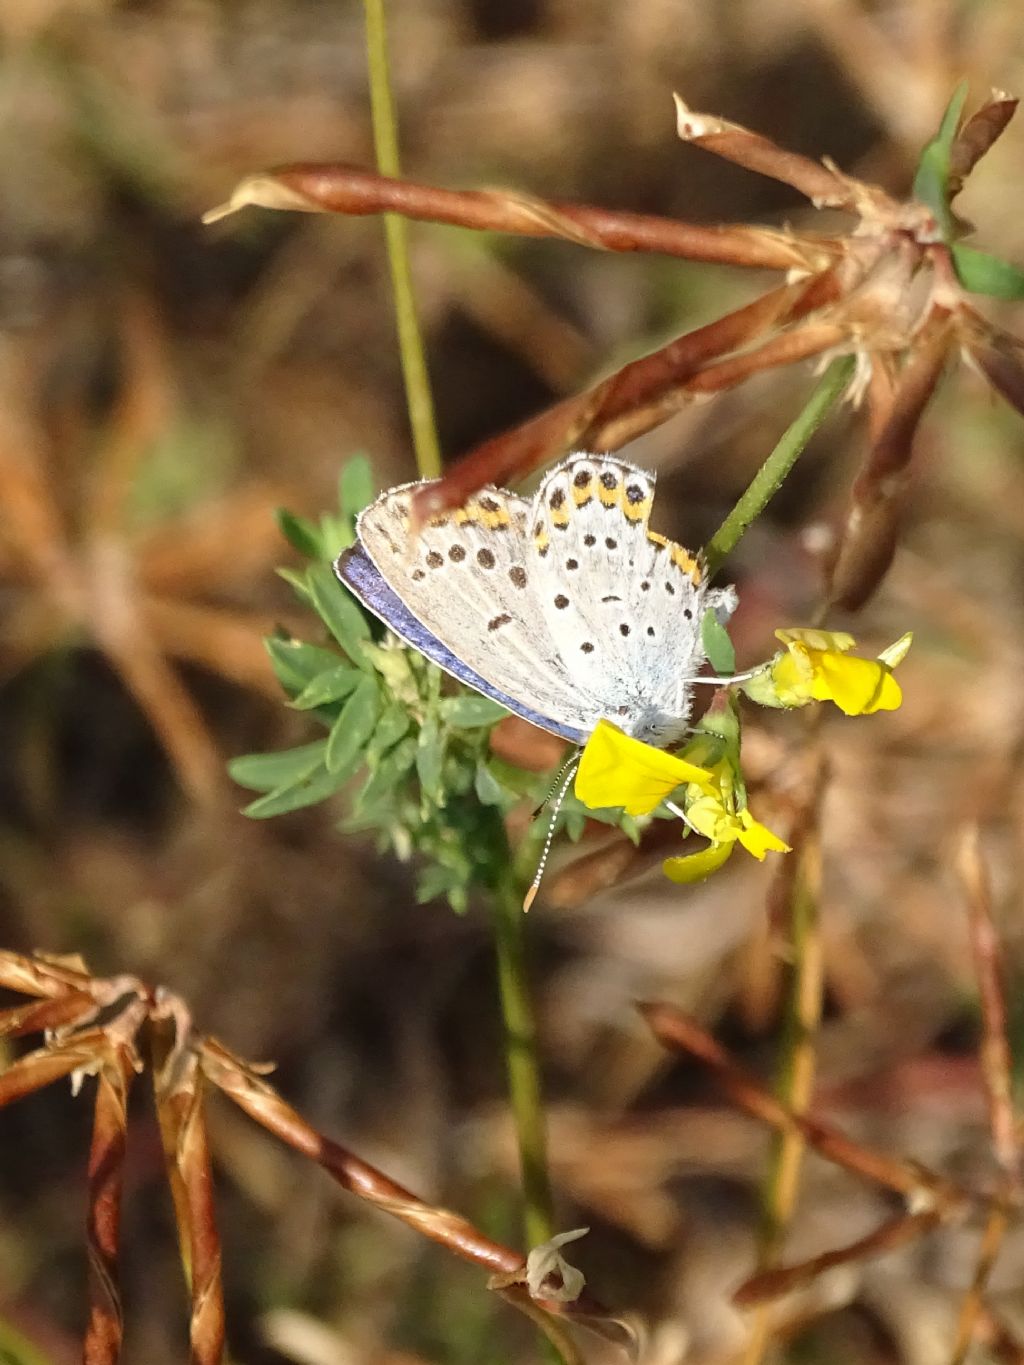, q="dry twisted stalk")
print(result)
[641,990,1024,1352]
[0,949,635,1364]
[206,91,1024,620]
